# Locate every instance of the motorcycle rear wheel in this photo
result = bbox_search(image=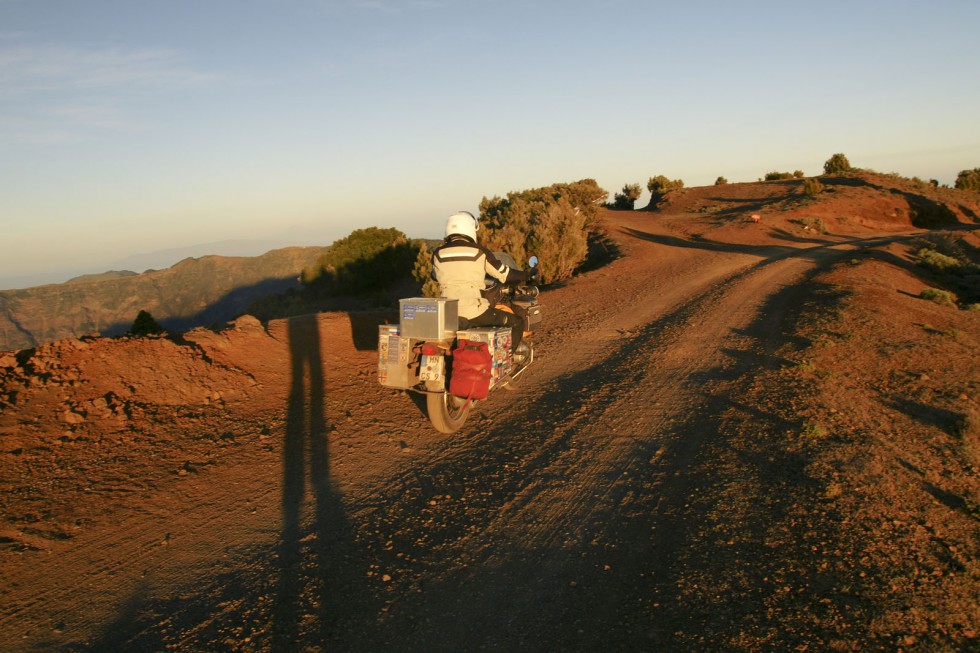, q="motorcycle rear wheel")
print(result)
[425,382,471,433]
